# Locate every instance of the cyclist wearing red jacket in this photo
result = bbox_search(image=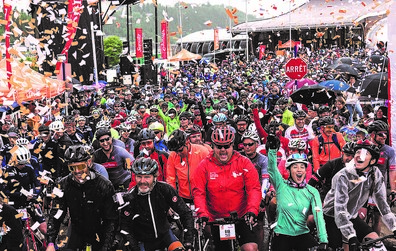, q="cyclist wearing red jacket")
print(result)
[193,126,261,251]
